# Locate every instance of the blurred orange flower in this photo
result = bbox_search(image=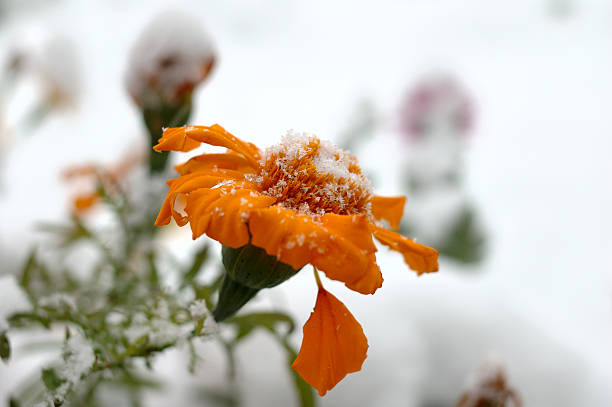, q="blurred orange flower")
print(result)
[154,124,439,395]
[63,151,141,214]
